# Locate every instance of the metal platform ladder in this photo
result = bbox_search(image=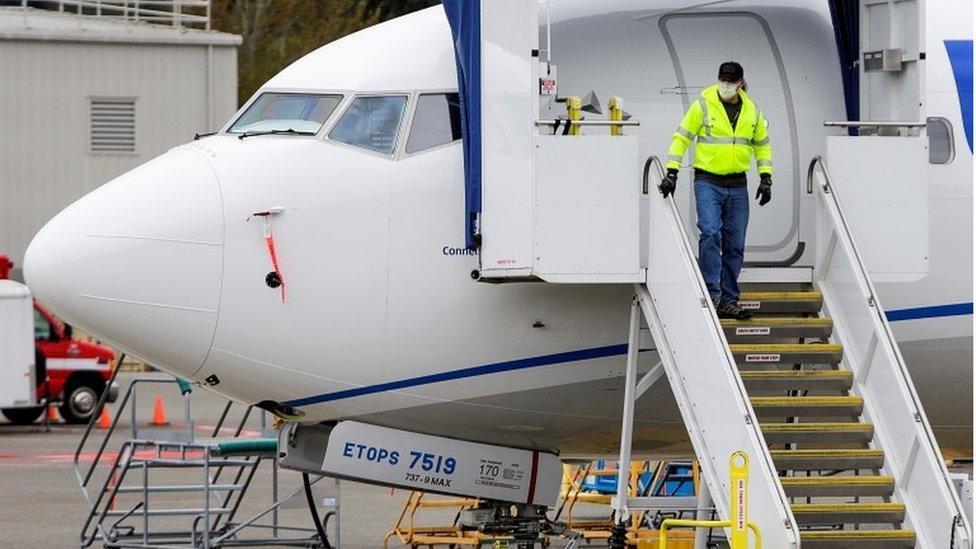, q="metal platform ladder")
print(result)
[609,156,971,548]
[75,373,334,548]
